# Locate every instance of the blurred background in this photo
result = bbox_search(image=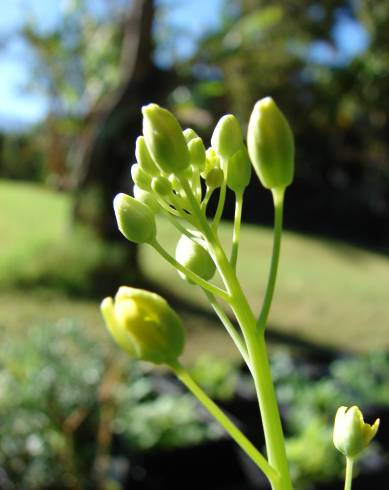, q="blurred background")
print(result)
[0,0,388,489]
